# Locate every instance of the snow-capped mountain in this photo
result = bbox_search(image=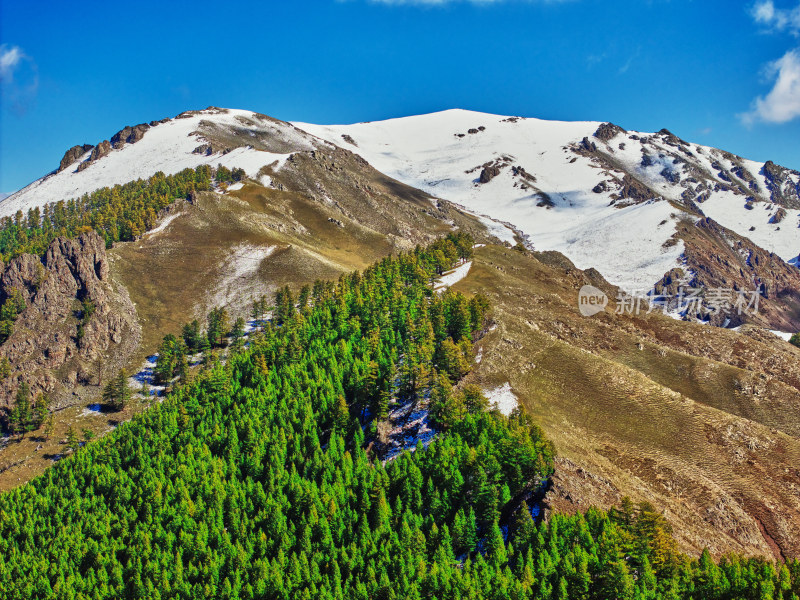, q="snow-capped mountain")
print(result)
[0,108,317,220]
[297,109,800,292]
[4,107,800,300]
